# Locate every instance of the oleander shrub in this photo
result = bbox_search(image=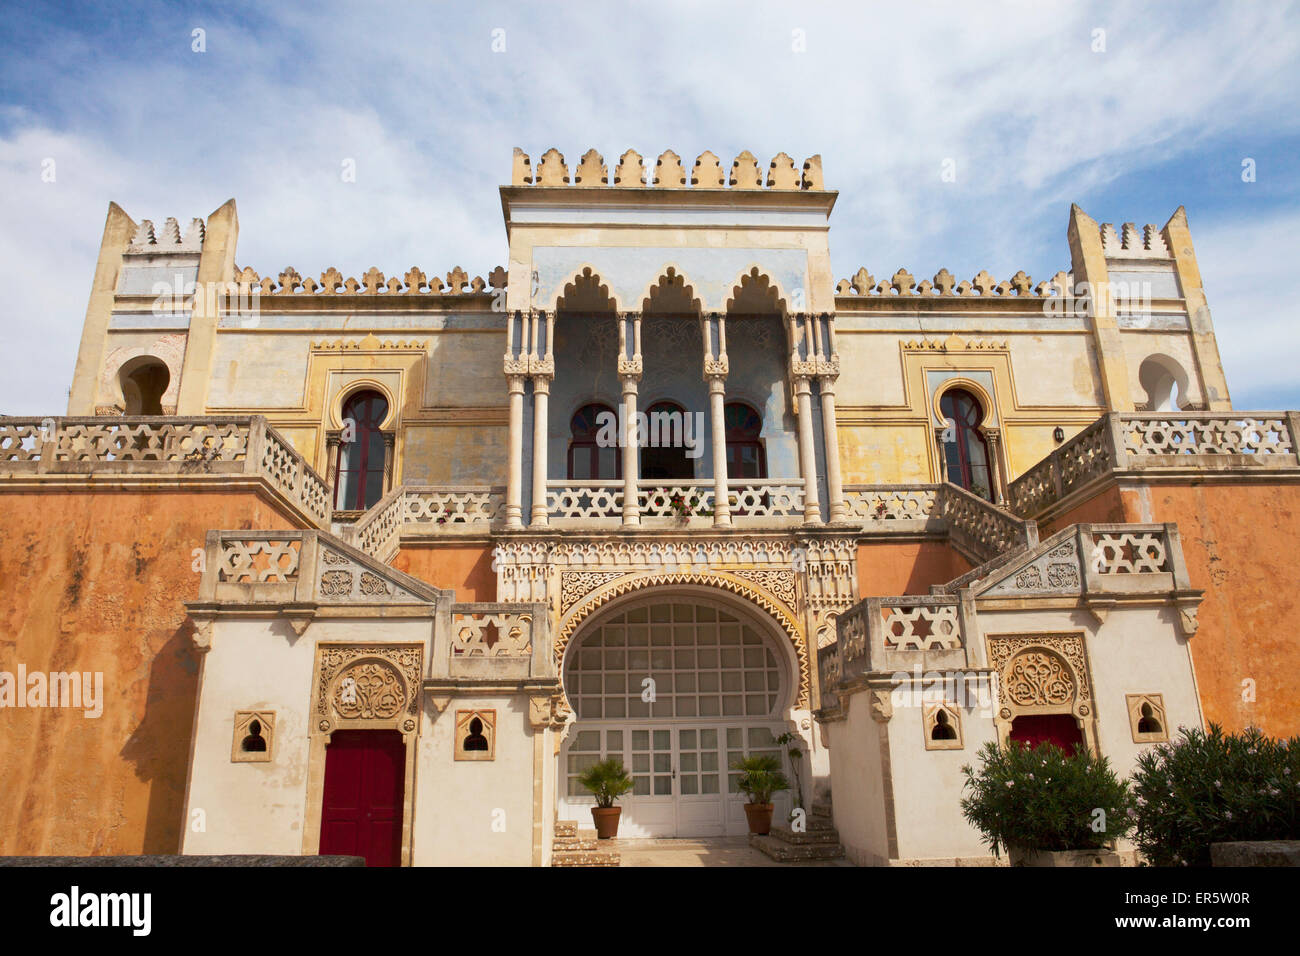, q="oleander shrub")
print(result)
[961,740,1134,858]
[1130,724,1300,866]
